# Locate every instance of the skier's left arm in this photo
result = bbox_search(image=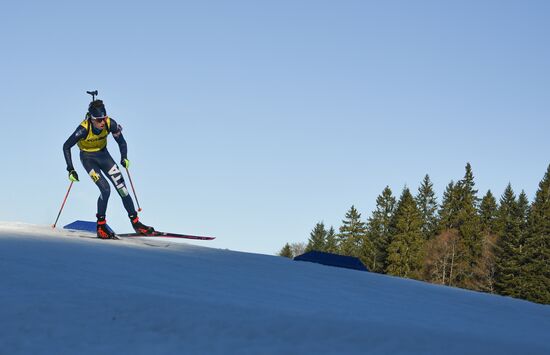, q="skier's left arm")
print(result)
[109,118,128,165]
[63,125,87,173]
